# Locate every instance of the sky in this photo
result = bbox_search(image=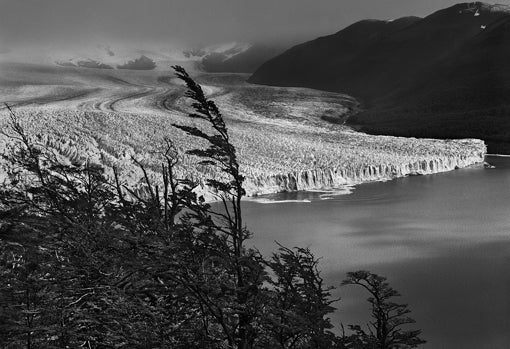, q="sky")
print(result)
[1,0,509,48]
